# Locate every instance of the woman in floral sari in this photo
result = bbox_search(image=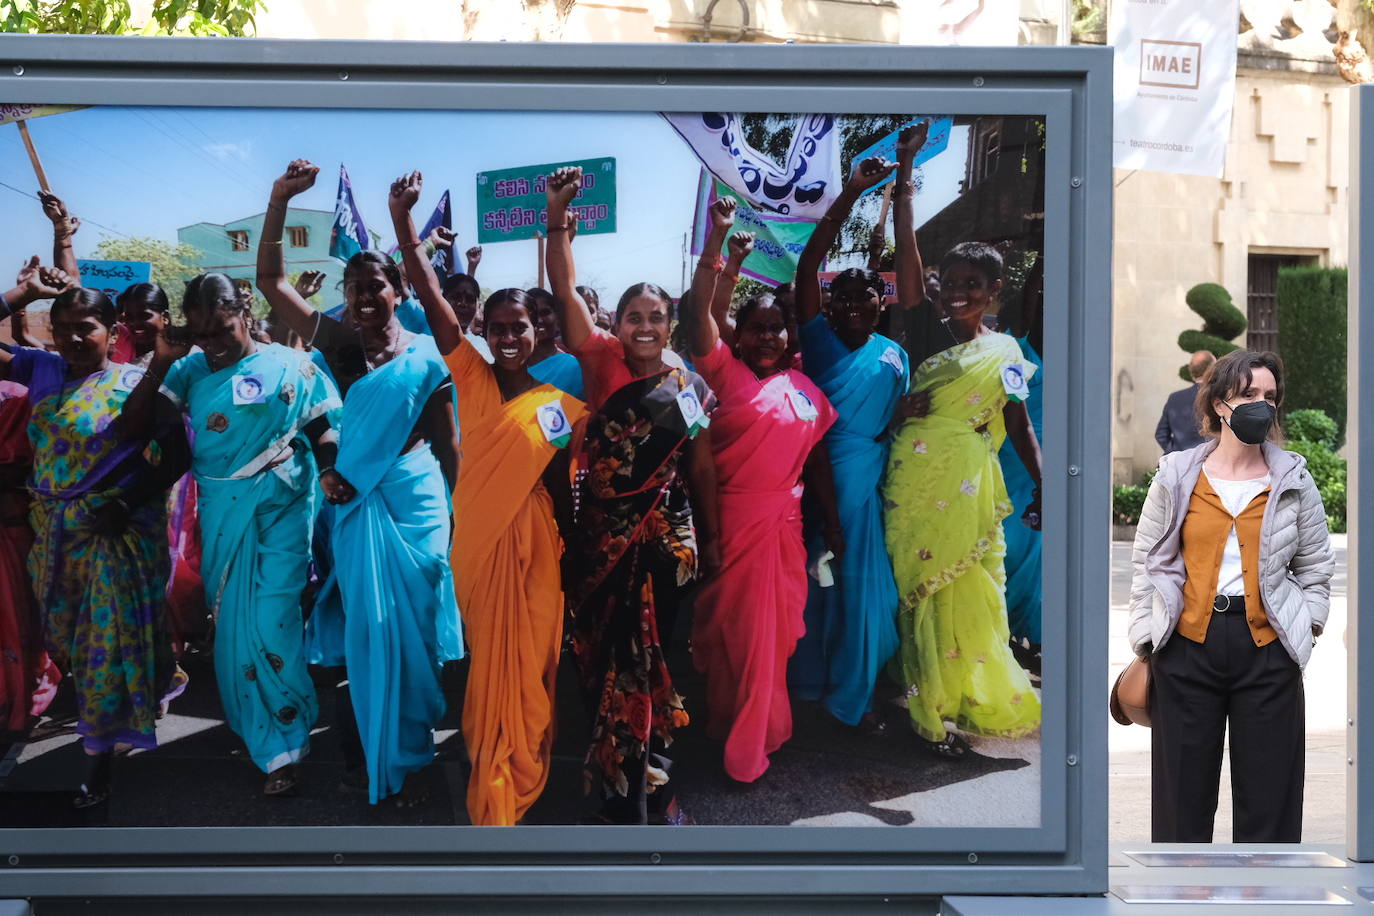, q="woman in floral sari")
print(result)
[123,273,344,797]
[546,166,720,824]
[884,145,1044,755]
[1,281,187,807]
[688,199,840,784]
